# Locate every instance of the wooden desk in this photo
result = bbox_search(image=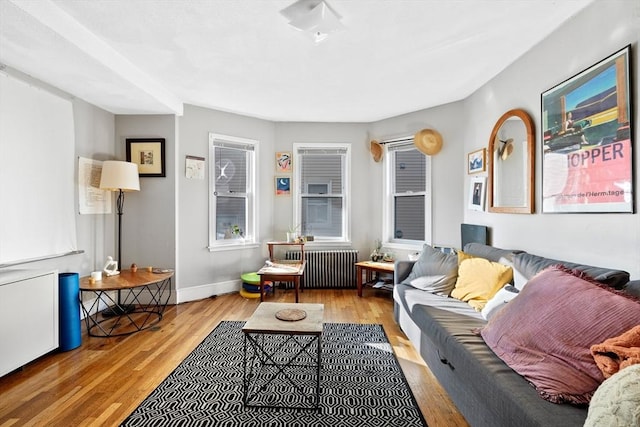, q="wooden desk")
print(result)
[266,241,305,262]
[355,261,395,297]
[79,269,173,337]
[257,261,306,303]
